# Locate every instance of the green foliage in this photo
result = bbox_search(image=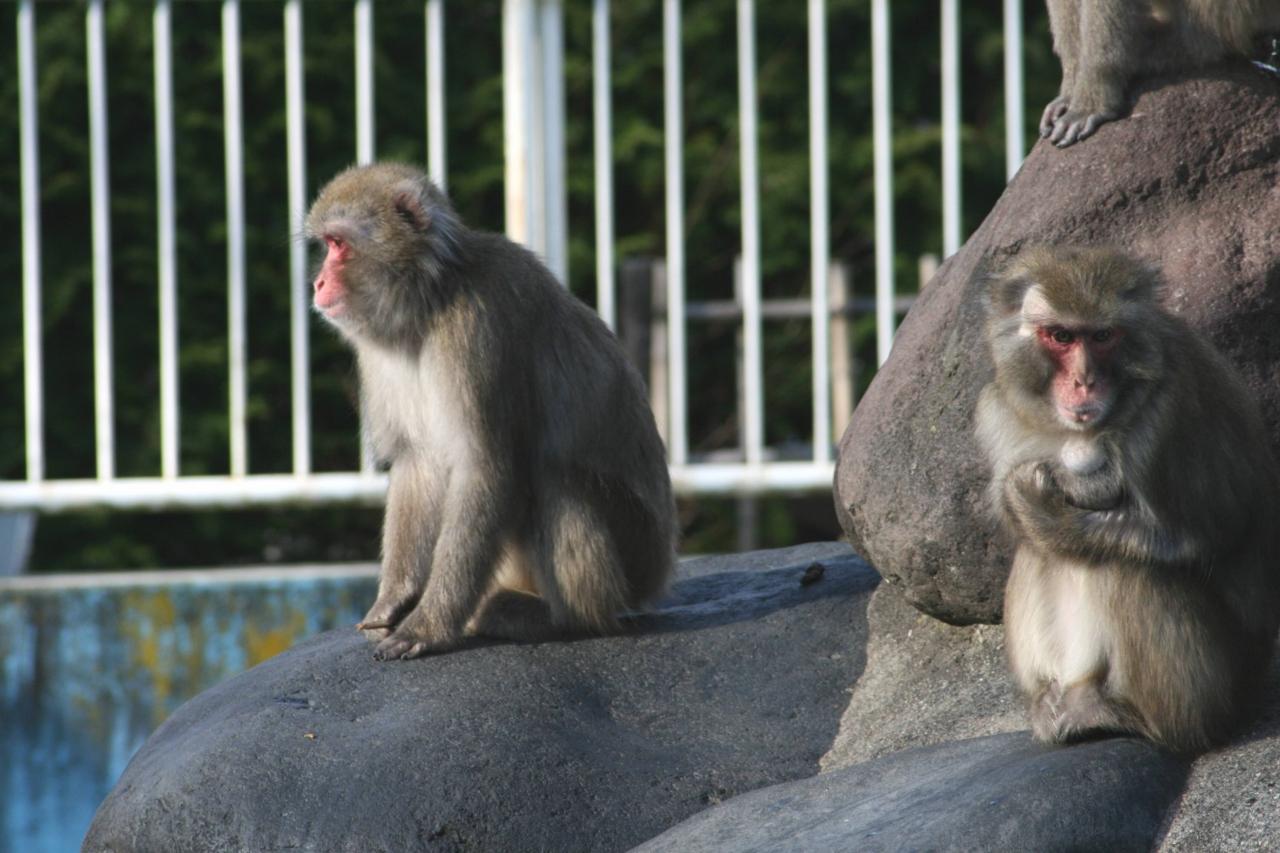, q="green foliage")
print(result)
[0,0,1057,566]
